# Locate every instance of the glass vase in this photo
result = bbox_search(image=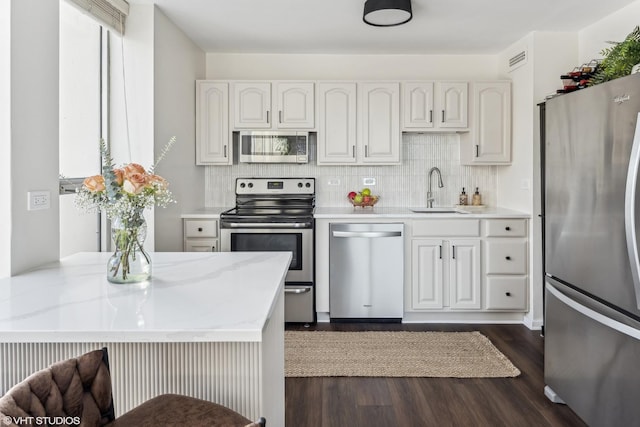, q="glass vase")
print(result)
[107,213,151,284]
